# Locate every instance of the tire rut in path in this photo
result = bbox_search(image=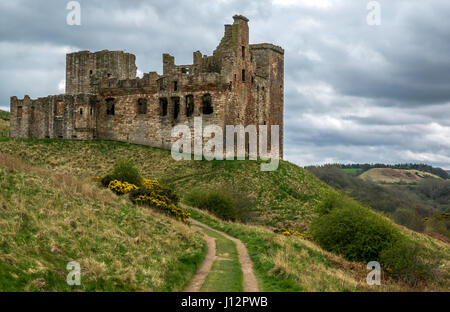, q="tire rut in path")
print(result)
[184,226,216,292]
[186,219,259,292]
